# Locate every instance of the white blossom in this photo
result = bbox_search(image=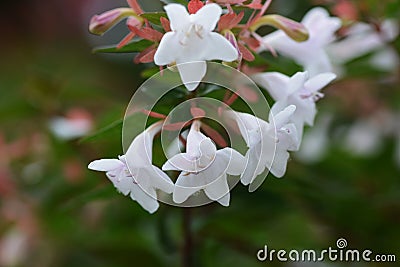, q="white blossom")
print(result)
[252,71,336,142]
[227,105,299,184]
[154,3,238,91]
[162,120,245,206]
[88,122,174,213]
[260,7,341,76]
